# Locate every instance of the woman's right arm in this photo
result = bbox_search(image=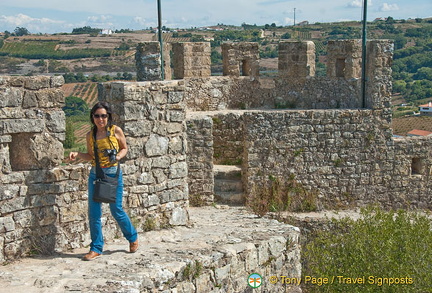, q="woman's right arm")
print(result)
[68,131,94,161]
